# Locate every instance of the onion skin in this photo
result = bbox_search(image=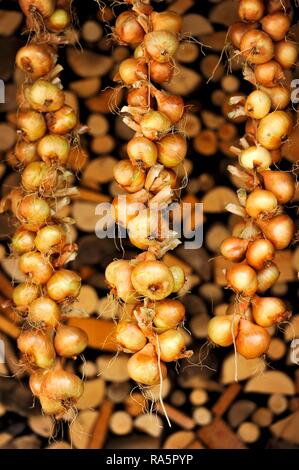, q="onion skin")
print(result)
[261,170,295,204]
[239,145,272,171]
[252,296,289,327]
[12,283,39,309]
[229,22,258,49]
[236,318,271,359]
[151,11,182,34]
[261,12,291,41]
[257,111,292,150]
[157,133,187,168]
[28,80,65,113]
[144,31,179,63]
[127,136,158,168]
[246,238,275,270]
[127,343,167,386]
[245,90,271,119]
[17,111,47,142]
[16,44,56,78]
[226,263,258,297]
[240,30,274,64]
[28,296,61,328]
[152,299,185,331]
[47,269,81,302]
[115,11,145,45]
[116,322,147,353]
[156,329,186,362]
[208,315,240,347]
[257,214,295,250]
[131,260,174,301]
[150,61,173,83]
[274,40,298,69]
[220,237,249,262]
[19,0,55,18]
[54,325,88,357]
[11,229,35,255]
[254,60,285,88]
[238,0,265,22]
[17,330,56,369]
[41,368,83,400]
[19,251,53,284]
[256,262,280,293]
[245,188,278,218]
